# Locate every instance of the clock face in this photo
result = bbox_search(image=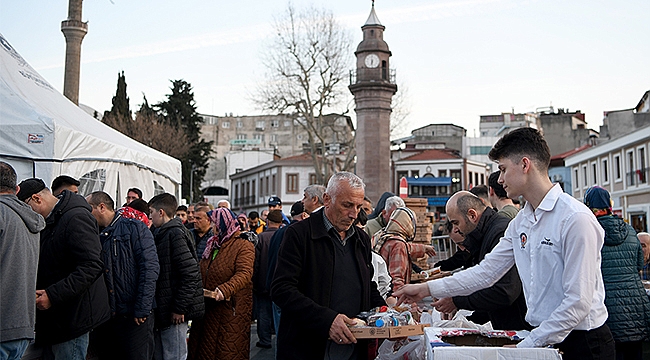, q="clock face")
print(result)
[364,54,380,68]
